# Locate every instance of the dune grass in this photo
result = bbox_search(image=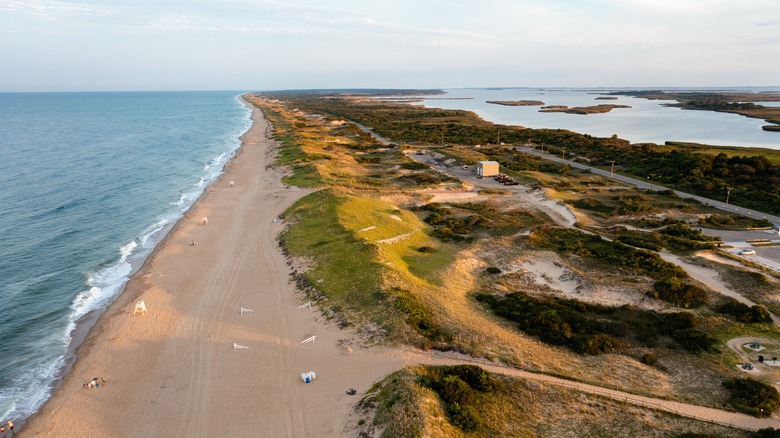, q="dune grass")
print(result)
[357,366,750,438]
